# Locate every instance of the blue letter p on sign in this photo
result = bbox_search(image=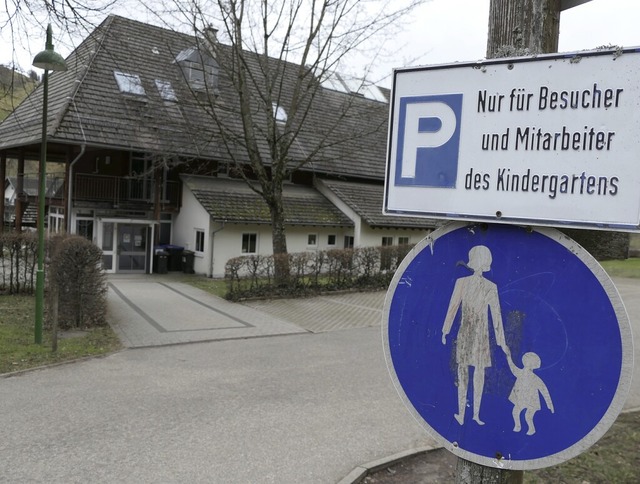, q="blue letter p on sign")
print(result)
[395,94,463,188]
